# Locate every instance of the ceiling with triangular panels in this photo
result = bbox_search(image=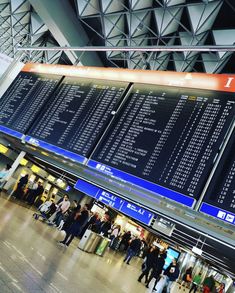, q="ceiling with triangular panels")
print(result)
[73,0,235,73]
[0,0,235,72]
[0,0,71,64]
